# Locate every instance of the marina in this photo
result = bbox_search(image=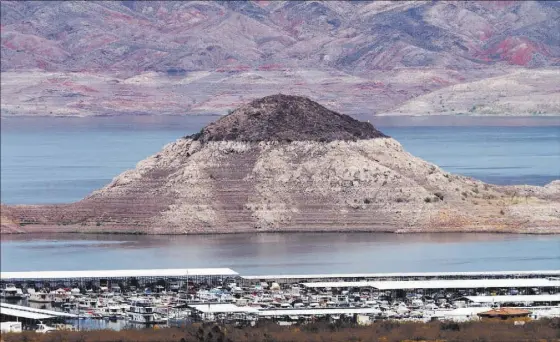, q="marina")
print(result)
[1,268,559,331]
